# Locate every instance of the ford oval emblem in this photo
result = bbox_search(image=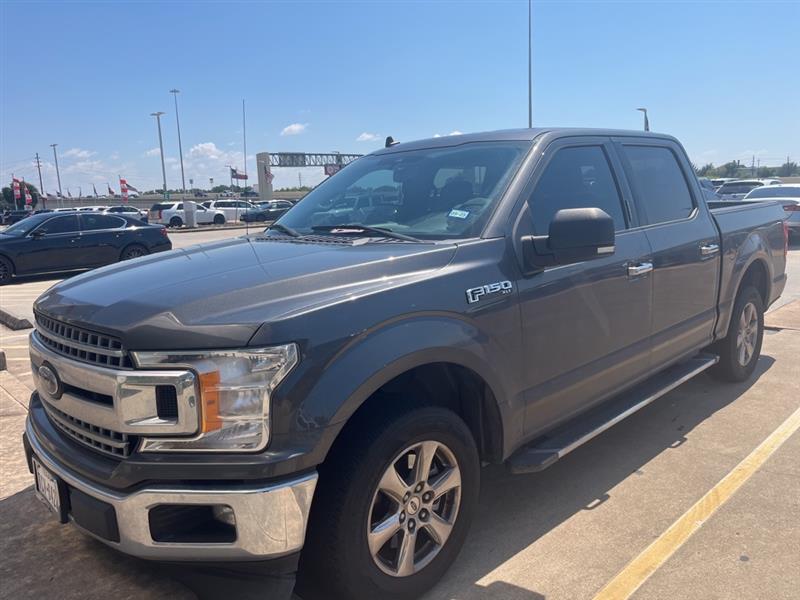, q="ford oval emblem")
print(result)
[38,364,62,399]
